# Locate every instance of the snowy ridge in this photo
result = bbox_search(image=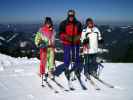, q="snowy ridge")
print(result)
[7,33,18,43]
[0,36,5,41]
[0,53,39,70]
[0,53,133,100]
